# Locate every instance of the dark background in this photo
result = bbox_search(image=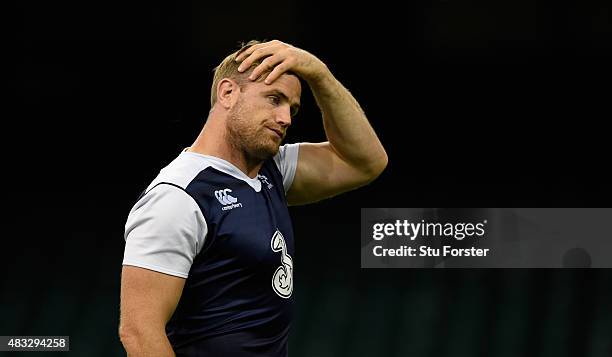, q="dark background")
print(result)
[6,1,612,356]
